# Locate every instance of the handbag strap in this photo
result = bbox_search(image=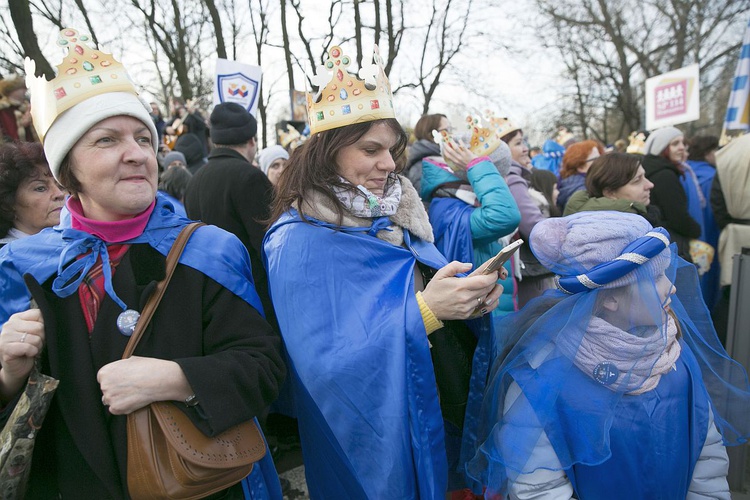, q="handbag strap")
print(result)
[121,222,204,359]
